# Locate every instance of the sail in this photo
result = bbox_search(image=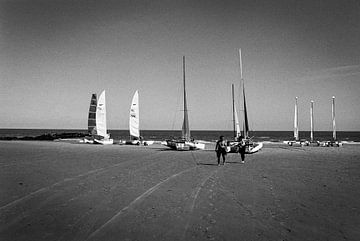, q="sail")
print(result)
[294,97,299,141]
[332,96,336,140]
[181,56,190,140]
[96,90,108,138]
[88,94,97,135]
[129,90,140,138]
[232,84,241,138]
[242,80,249,138]
[234,105,241,137]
